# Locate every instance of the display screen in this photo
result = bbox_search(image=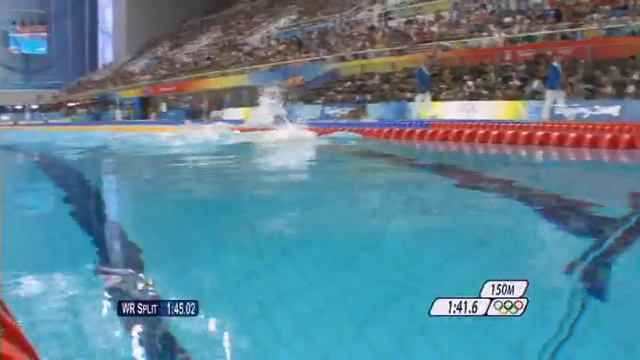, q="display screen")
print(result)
[8,24,48,55]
